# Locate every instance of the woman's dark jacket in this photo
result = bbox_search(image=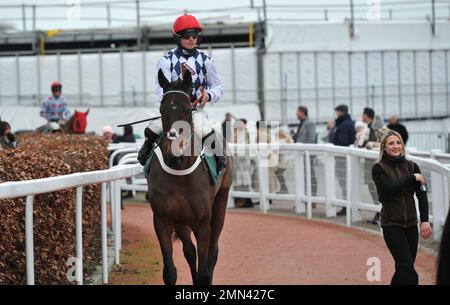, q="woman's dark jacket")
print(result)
[372,155,429,228]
